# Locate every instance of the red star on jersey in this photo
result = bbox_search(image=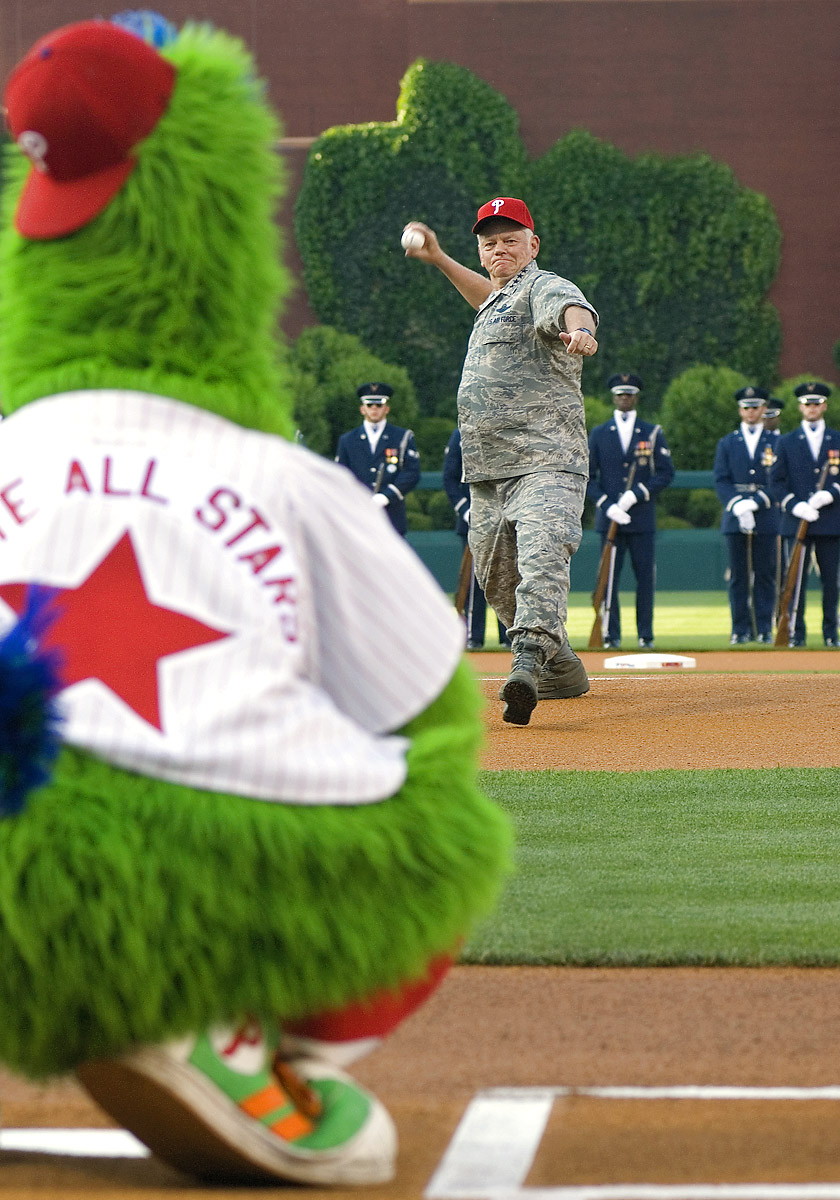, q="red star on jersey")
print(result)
[0,530,230,731]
